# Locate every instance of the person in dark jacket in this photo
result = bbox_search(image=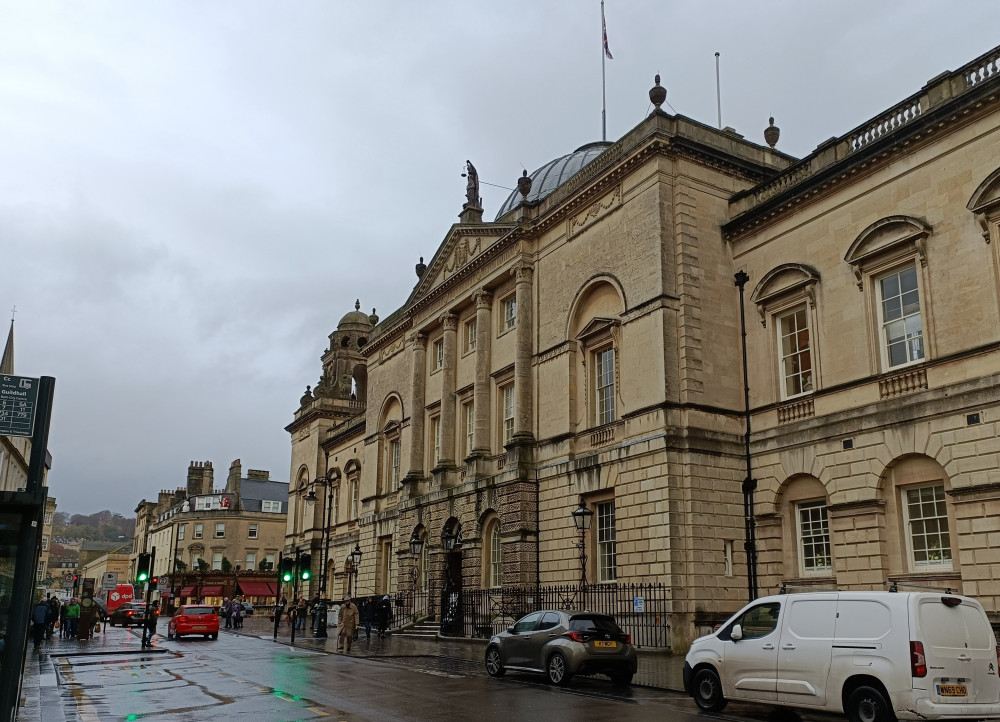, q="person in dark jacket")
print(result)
[362,596,375,639]
[59,601,68,638]
[31,599,50,649]
[375,595,392,638]
[46,597,60,639]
